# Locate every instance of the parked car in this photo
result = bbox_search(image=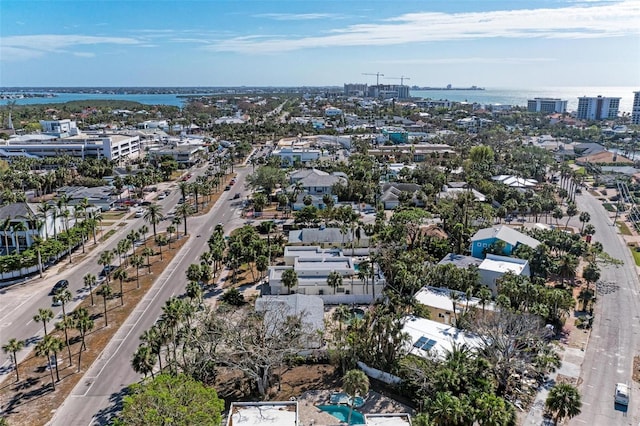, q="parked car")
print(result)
[615,382,630,405]
[50,279,69,295]
[224,185,231,191]
[233,193,241,199]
